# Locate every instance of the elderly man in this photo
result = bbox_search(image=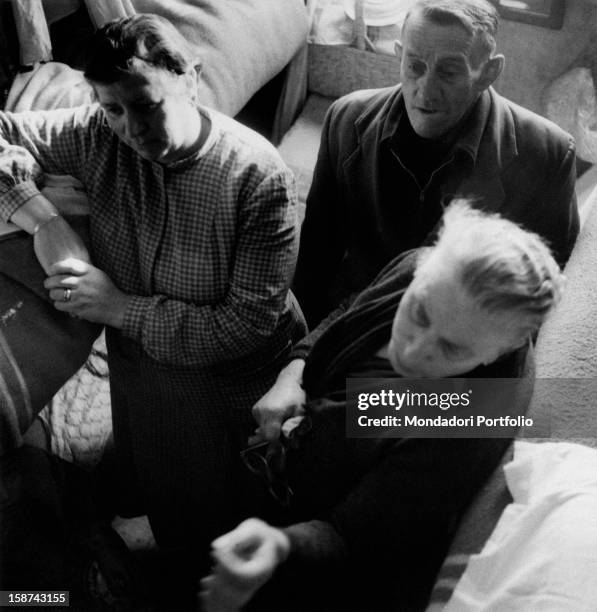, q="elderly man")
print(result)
[253,0,579,442]
[294,0,577,329]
